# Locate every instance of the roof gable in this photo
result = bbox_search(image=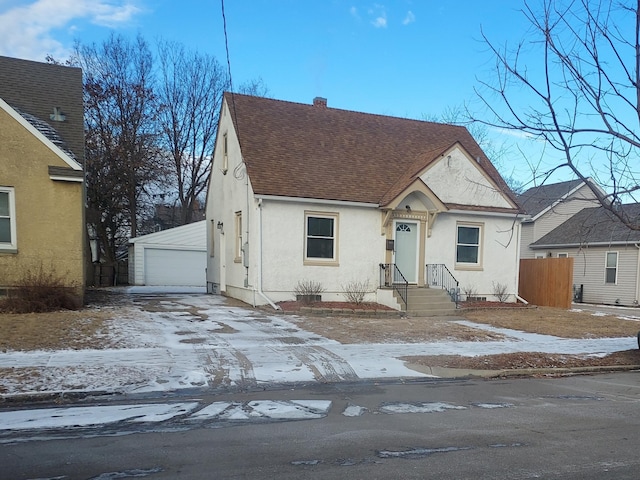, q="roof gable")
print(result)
[532,204,640,247]
[0,55,84,164]
[419,143,517,211]
[224,93,519,210]
[0,98,82,171]
[129,220,206,246]
[518,179,592,219]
